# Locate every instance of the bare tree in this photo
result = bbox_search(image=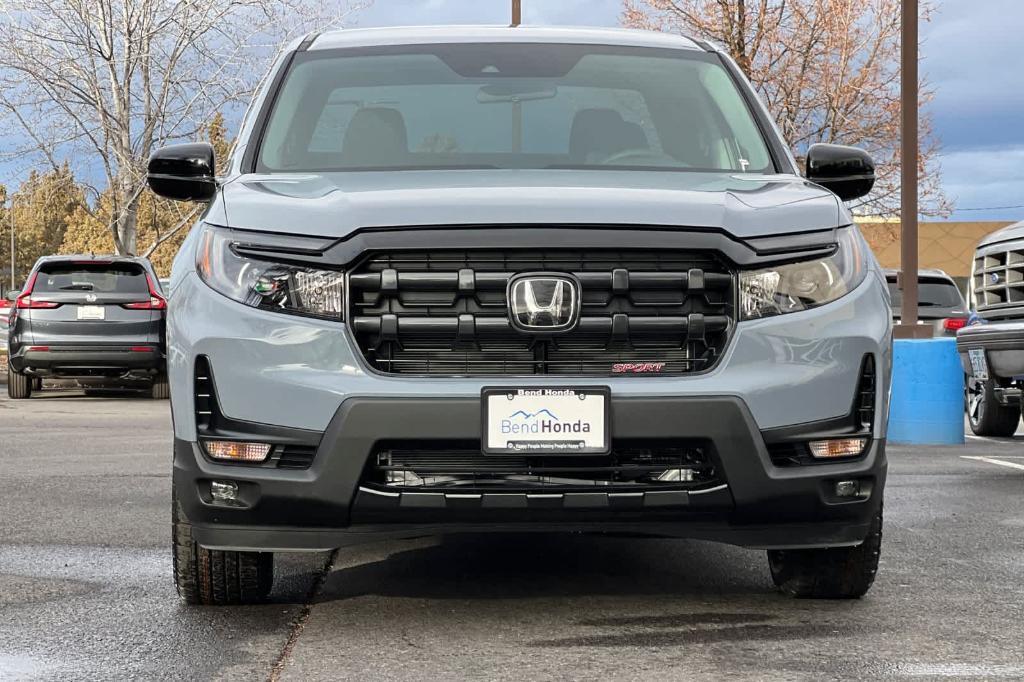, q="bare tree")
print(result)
[0,0,369,255]
[623,0,950,218]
